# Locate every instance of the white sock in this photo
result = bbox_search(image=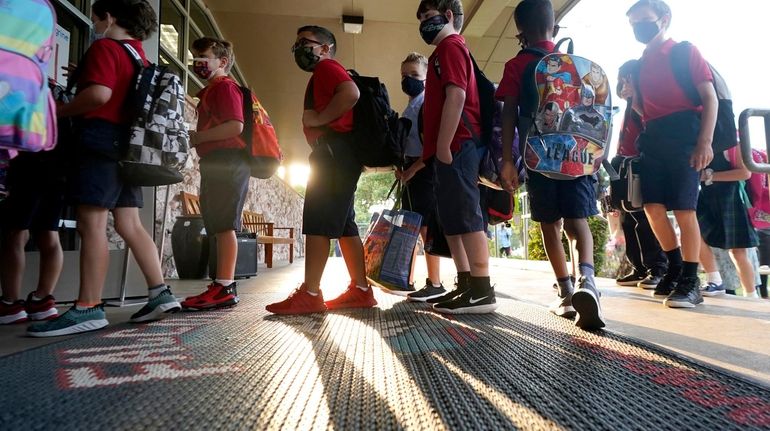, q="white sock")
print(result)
[306,290,319,297]
[707,272,723,285]
[31,293,44,301]
[356,284,369,292]
[148,284,166,299]
[216,279,234,287]
[1,299,13,305]
[744,289,760,298]
[432,282,443,288]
